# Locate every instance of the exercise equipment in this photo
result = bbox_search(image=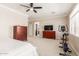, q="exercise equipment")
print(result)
[59,33,72,56]
[60,33,69,44]
[58,25,68,44]
[59,42,72,56]
[58,25,72,56]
